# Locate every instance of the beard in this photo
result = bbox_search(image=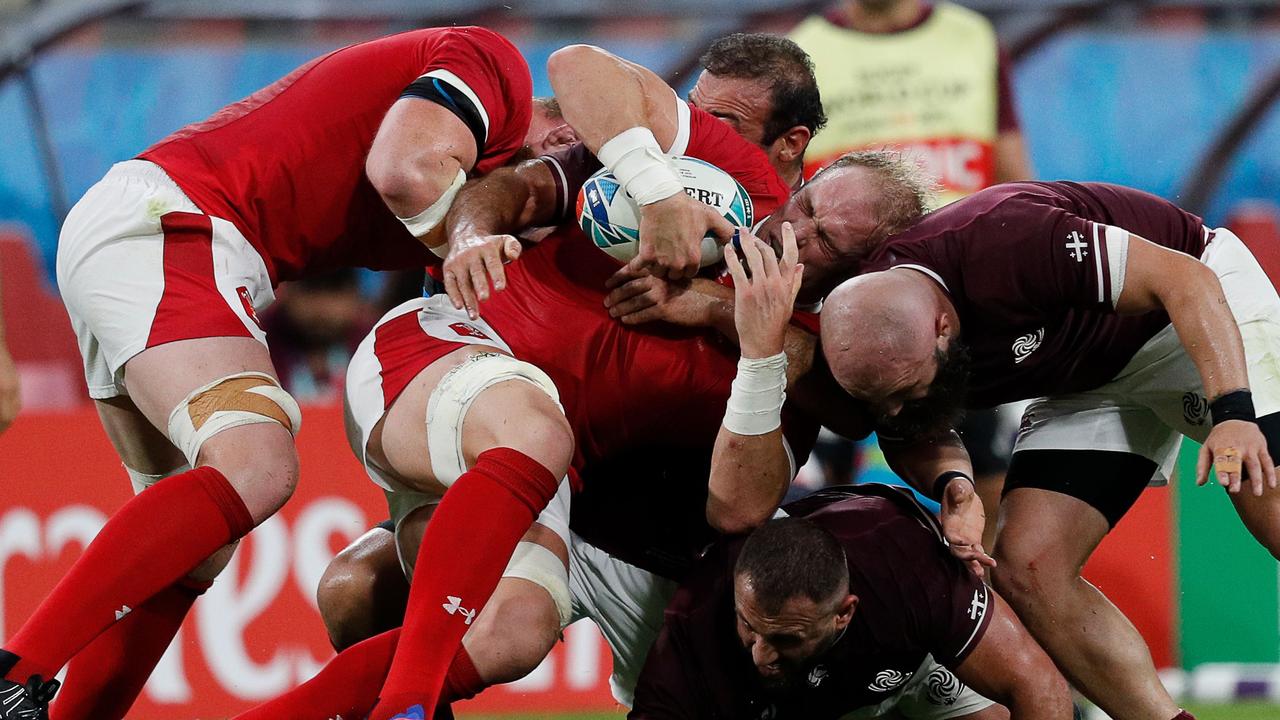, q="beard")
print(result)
[879,341,971,437]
